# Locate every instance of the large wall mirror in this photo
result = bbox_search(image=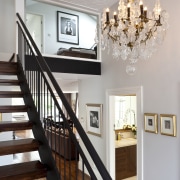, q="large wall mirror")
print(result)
[25,0,99,59]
